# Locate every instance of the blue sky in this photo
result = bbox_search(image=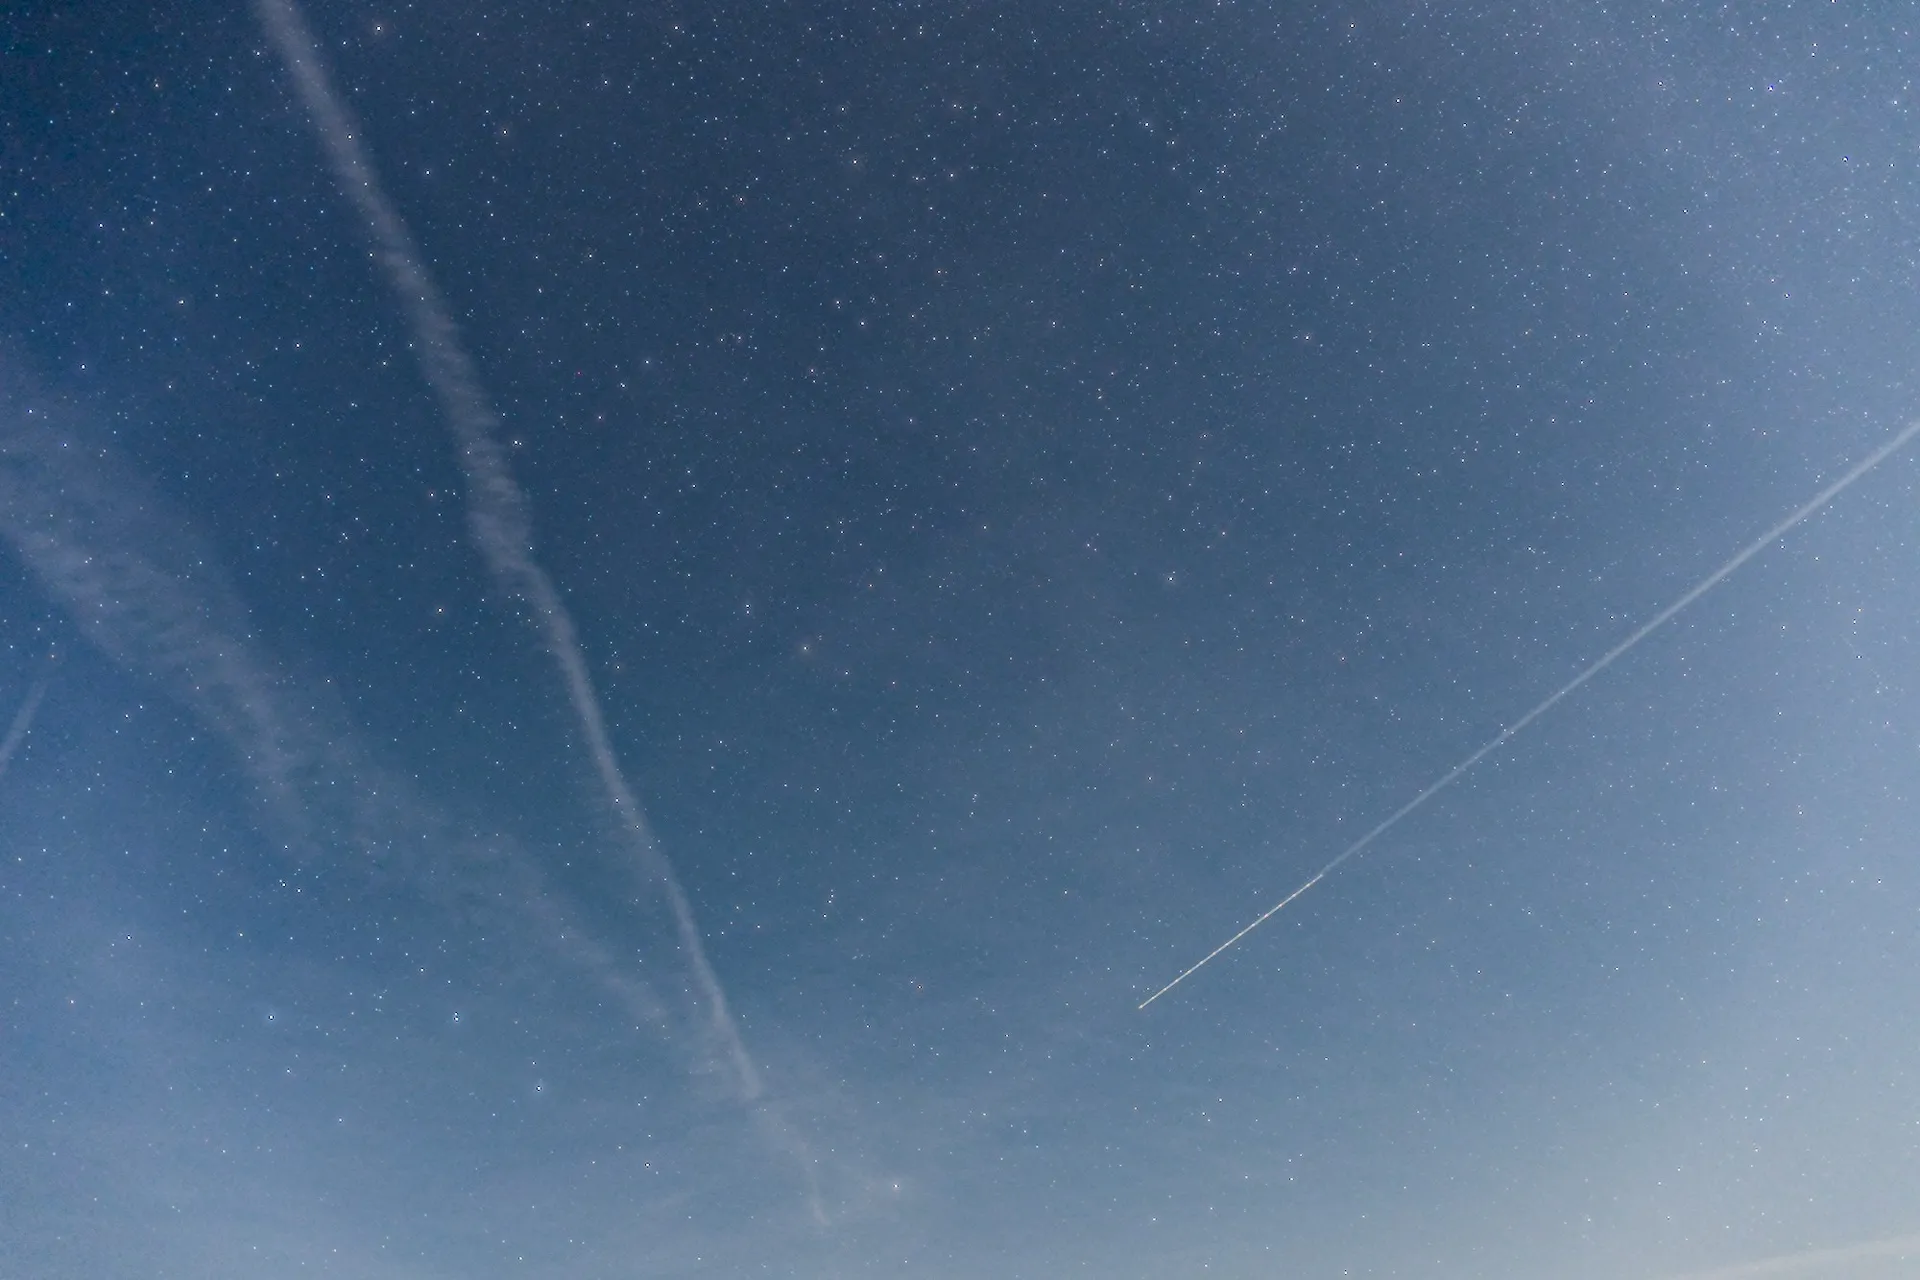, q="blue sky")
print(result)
[3,2,1918,1276]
